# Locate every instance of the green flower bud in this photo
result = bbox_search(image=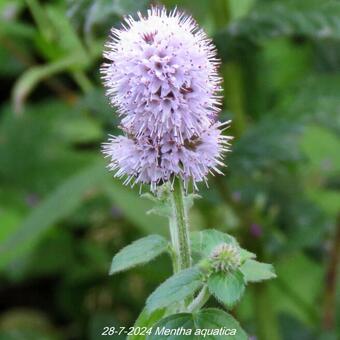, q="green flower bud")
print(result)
[209,243,241,273]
